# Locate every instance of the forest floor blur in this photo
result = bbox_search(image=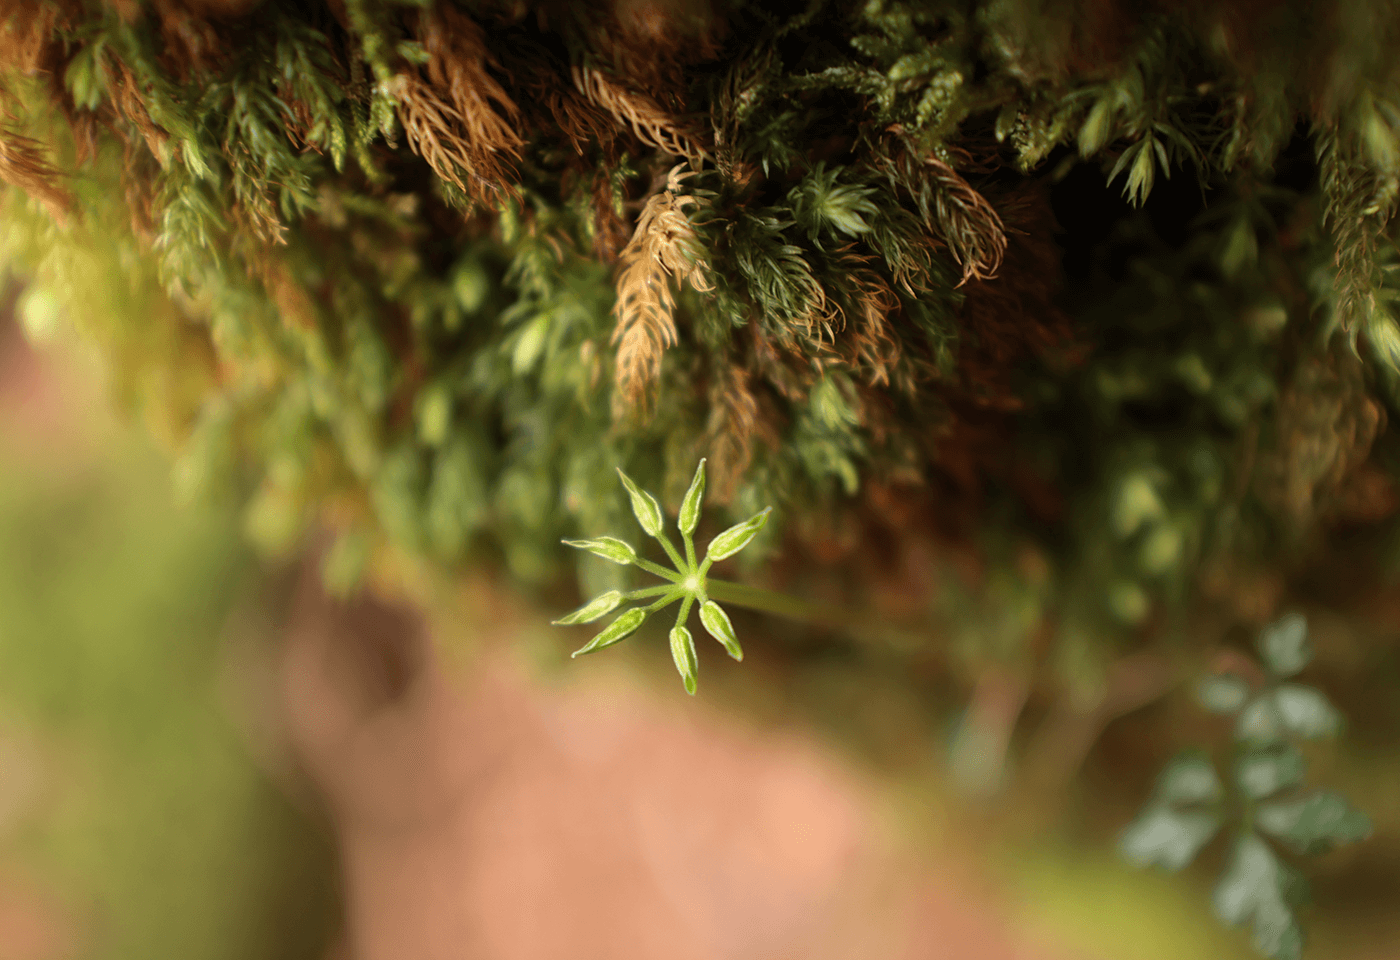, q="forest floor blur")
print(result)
[0,314,1394,960]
